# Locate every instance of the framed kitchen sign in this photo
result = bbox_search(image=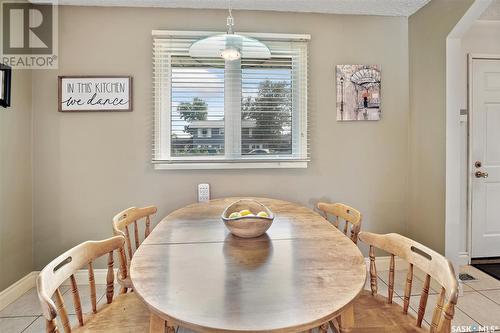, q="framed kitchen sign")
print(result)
[58,76,132,112]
